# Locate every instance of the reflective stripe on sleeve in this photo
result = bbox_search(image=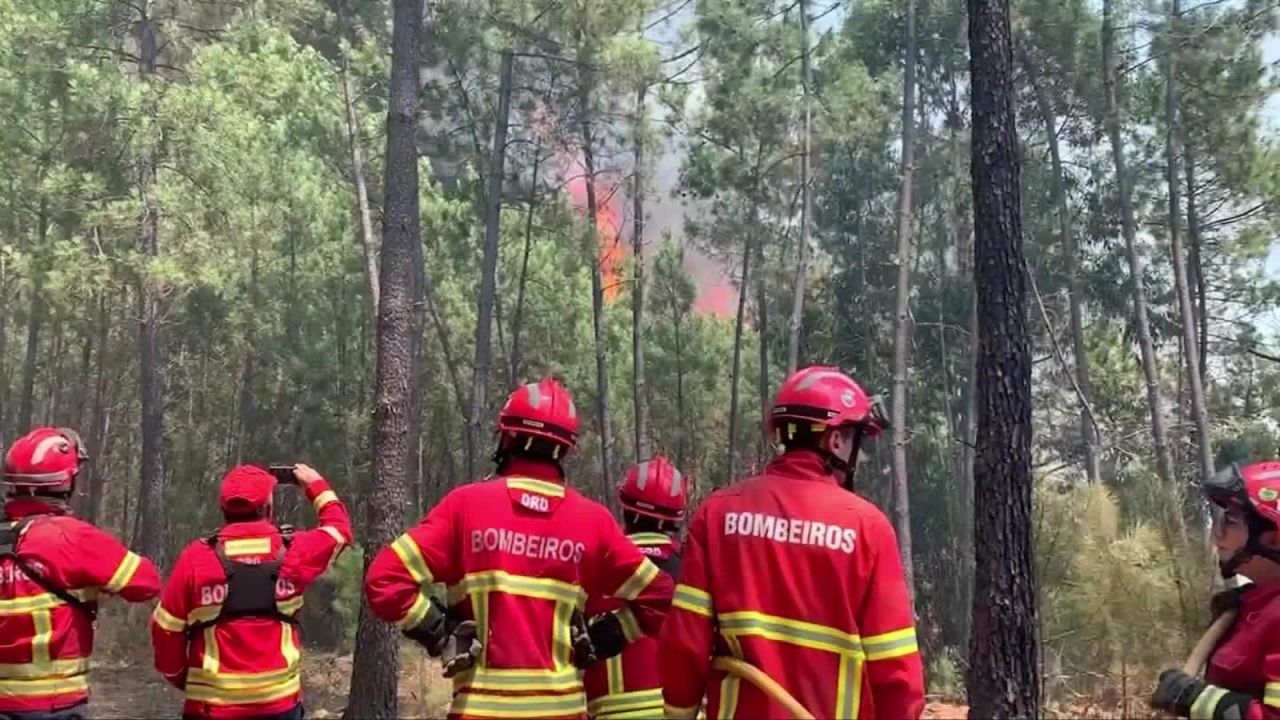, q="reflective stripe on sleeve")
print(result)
[672,584,712,617]
[105,552,142,593]
[862,626,918,661]
[312,490,338,512]
[614,558,659,601]
[391,534,433,586]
